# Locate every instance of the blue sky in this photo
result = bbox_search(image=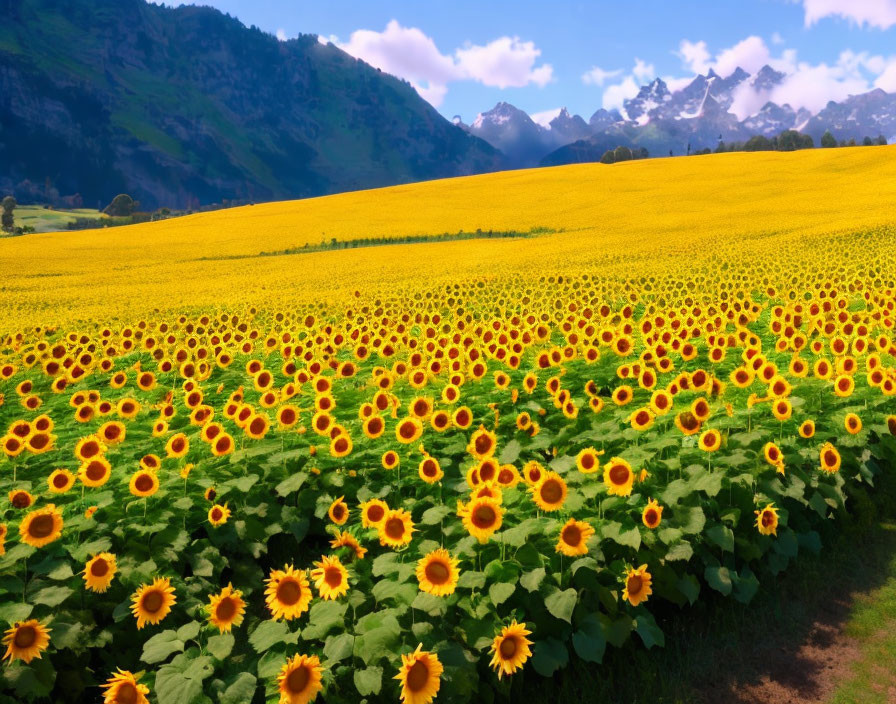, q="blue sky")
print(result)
[174,0,896,123]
